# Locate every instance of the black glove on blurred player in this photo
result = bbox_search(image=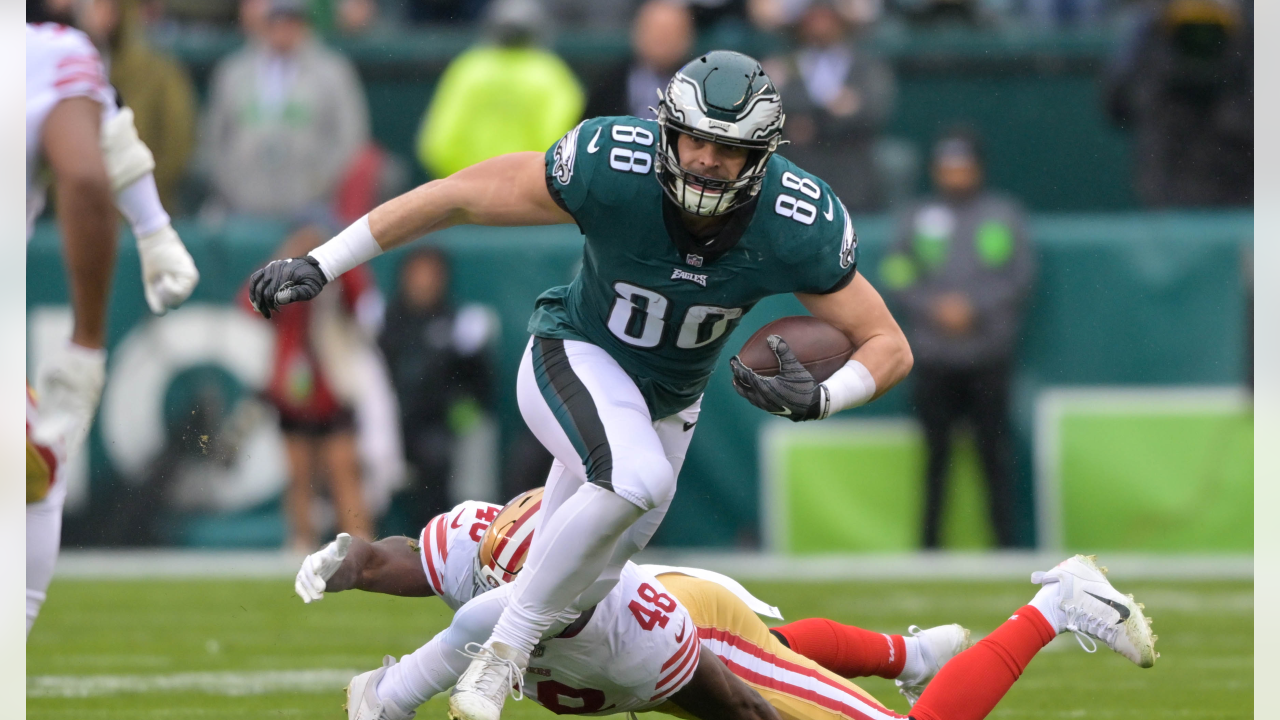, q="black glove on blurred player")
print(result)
[729,335,828,422]
[248,256,327,319]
